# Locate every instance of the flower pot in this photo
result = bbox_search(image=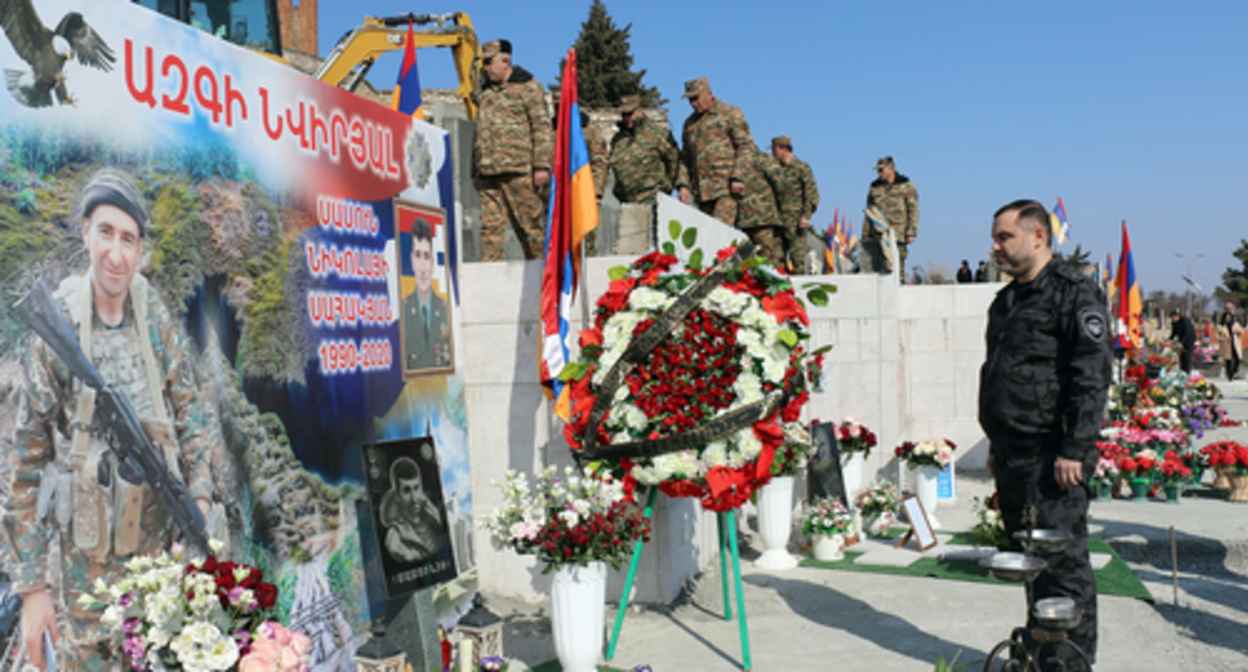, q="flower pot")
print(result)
[840,451,865,500]
[1129,478,1151,502]
[550,561,607,672]
[864,511,895,538]
[1094,479,1113,501]
[1213,467,1232,491]
[913,465,942,529]
[1228,474,1248,503]
[1163,483,1182,504]
[812,533,845,561]
[754,476,798,570]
